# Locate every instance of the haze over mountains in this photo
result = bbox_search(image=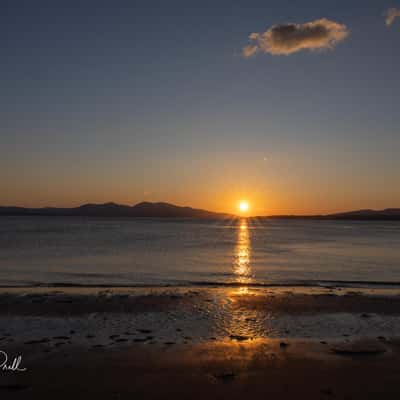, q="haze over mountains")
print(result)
[1,202,400,220]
